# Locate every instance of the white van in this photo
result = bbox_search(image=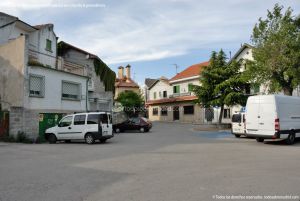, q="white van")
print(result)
[45,112,113,144]
[245,95,300,145]
[231,112,246,138]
